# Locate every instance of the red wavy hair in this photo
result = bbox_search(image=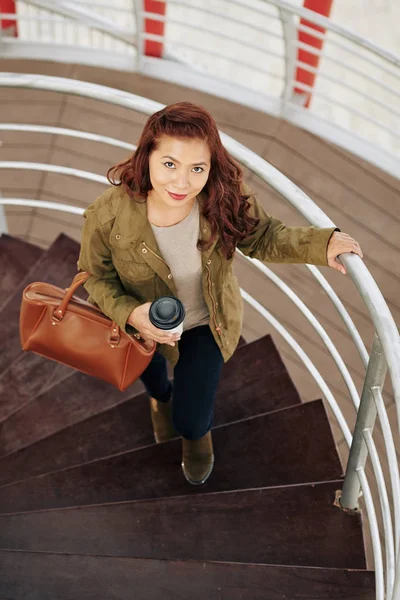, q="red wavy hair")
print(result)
[107,101,259,259]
